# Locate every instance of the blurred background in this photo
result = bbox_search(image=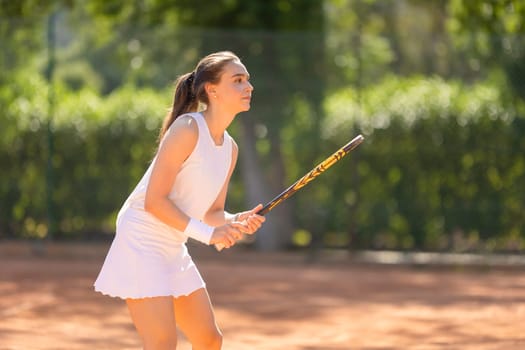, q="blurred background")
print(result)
[1,0,524,254]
